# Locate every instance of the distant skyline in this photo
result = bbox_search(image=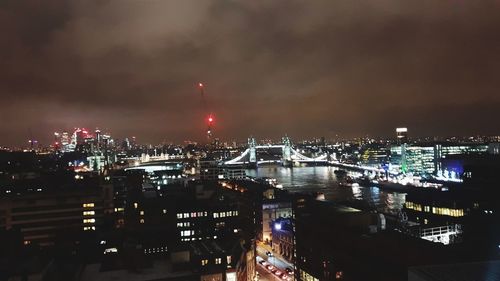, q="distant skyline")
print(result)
[2,1,500,146]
